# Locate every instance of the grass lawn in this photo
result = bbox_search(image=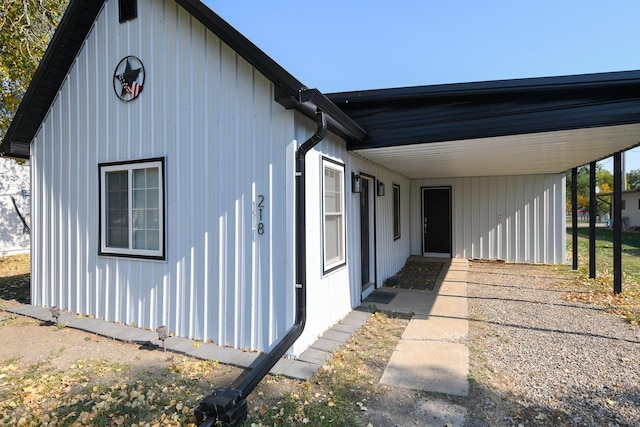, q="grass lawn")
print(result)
[566,226,640,324]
